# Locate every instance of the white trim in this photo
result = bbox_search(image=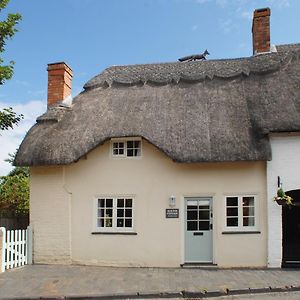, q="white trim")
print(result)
[110,137,142,159]
[223,194,258,232]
